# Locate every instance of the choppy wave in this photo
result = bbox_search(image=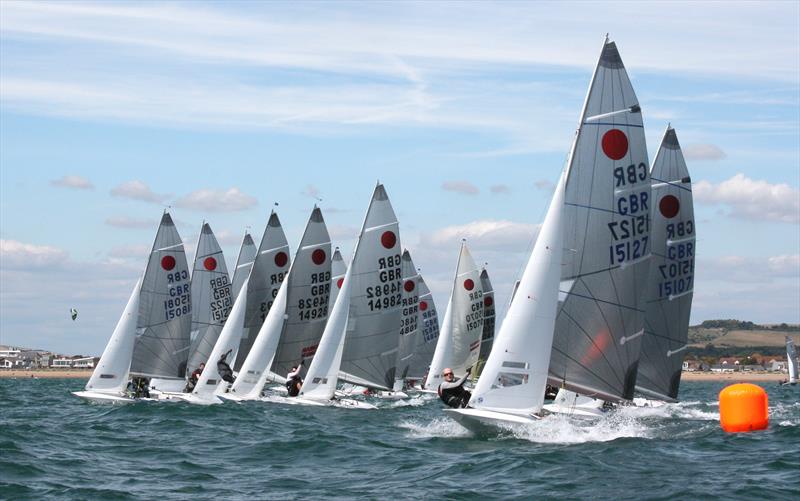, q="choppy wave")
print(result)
[1,379,798,499]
